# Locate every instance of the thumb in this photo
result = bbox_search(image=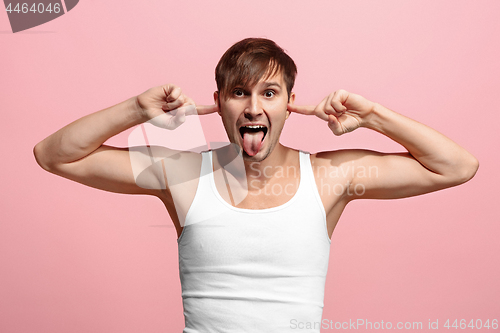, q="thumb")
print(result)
[327,115,344,136]
[161,108,186,130]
